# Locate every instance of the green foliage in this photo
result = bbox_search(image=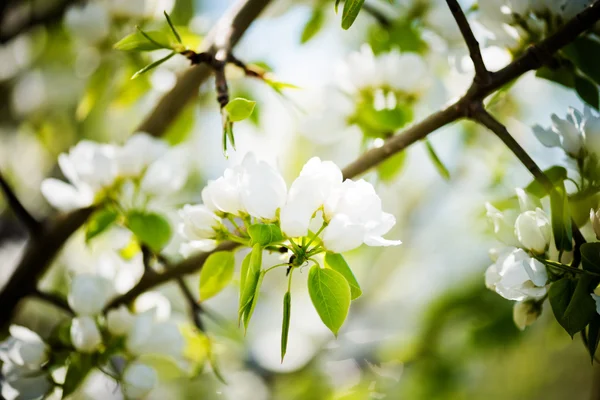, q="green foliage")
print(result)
[325,252,362,300]
[425,139,450,181]
[63,353,95,398]
[301,6,325,43]
[341,0,366,30]
[238,244,263,331]
[114,30,173,51]
[163,11,182,44]
[353,95,413,138]
[248,223,285,246]
[525,166,567,198]
[225,98,256,122]
[85,208,119,243]
[131,52,176,79]
[549,277,596,337]
[127,211,172,252]
[199,251,235,300]
[377,150,407,182]
[563,37,600,86]
[574,75,599,110]
[281,291,292,362]
[308,265,351,336]
[550,181,573,252]
[369,21,427,55]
